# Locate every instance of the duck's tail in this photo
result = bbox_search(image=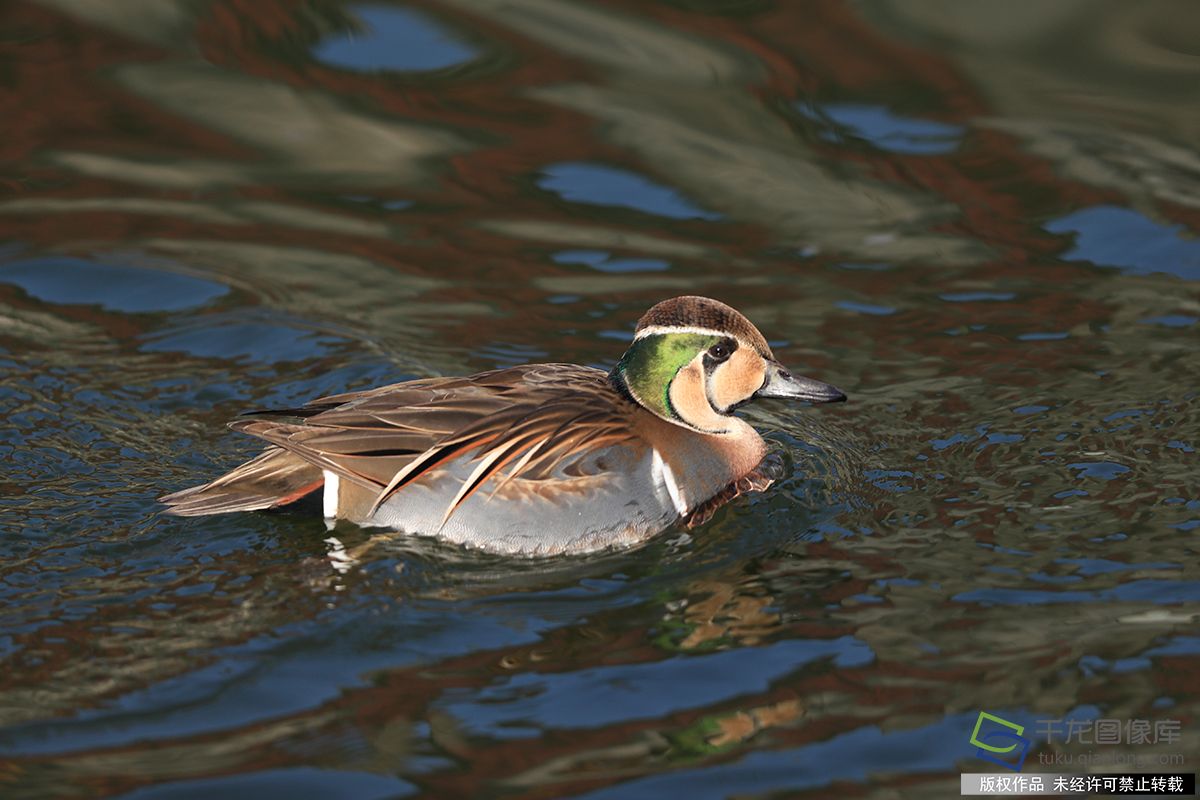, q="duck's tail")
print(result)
[160,447,323,516]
